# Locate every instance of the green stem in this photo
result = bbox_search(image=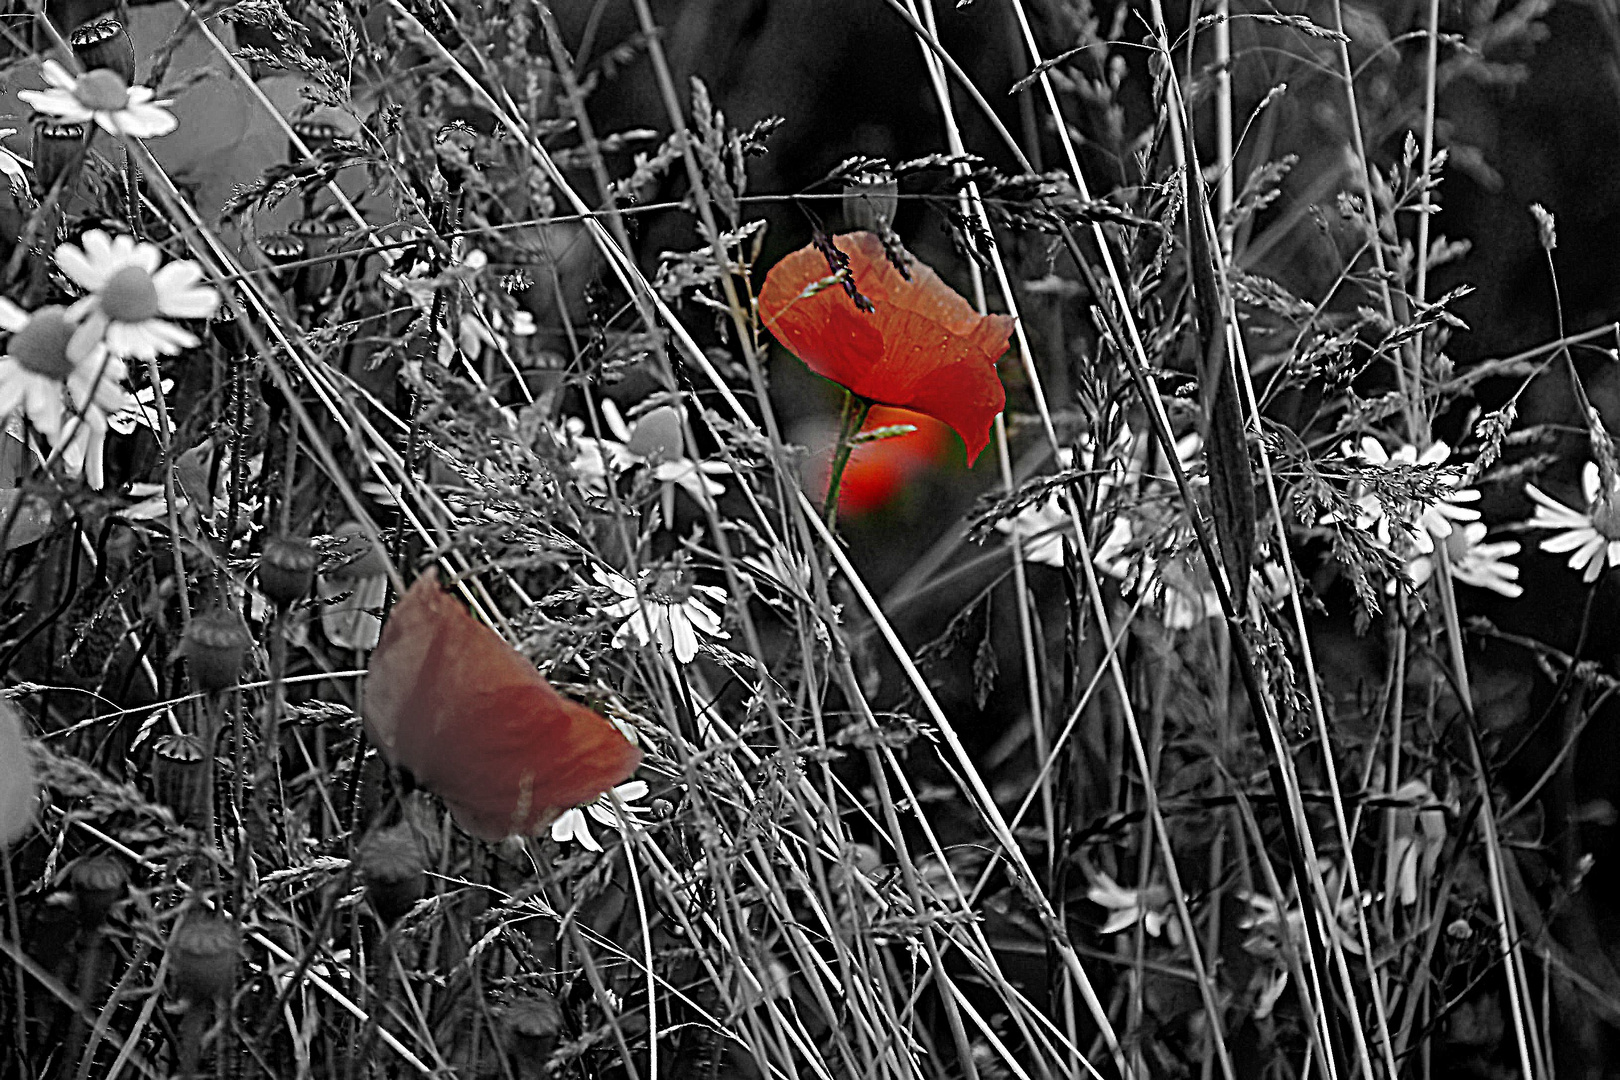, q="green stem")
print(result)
[822,393,871,531]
